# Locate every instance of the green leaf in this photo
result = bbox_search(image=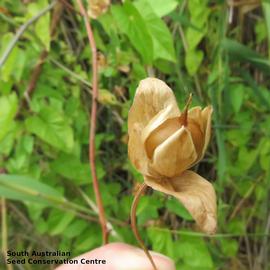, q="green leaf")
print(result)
[36,217,48,234]
[176,234,213,268]
[27,0,51,50]
[0,128,16,156]
[75,224,101,252]
[27,203,46,221]
[186,28,205,50]
[227,219,246,234]
[147,227,175,260]
[235,147,259,173]
[229,84,245,113]
[170,12,201,31]
[6,135,34,173]
[220,238,238,258]
[48,210,75,236]
[222,39,270,73]
[63,220,89,239]
[0,80,13,95]
[134,0,176,62]
[188,0,210,28]
[255,20,268,43]
[136,196,162,225]
[95,133,115,149]
[154,58,175,74]
[111,2,153,64]
[0,33,27,82]
[132,63,147,80]
[166,197,193,221]
[240,70,270,109]
[226,122,252,147]
[0,93,18,142]
[185,49,203,75]
[259,138,270,171]
[0,174,65,206]
[262,0,270,55]
[185,0,210,50]
[25,107,74,152]
[137,0,178,17]
[51,154,91,185]
[99,12,119,36]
